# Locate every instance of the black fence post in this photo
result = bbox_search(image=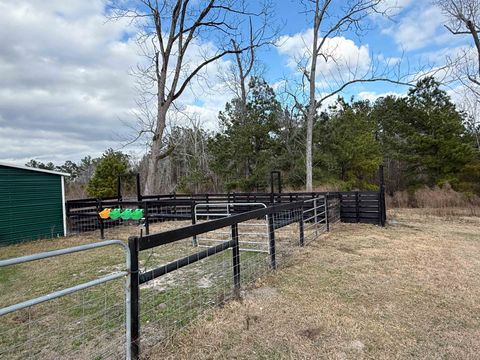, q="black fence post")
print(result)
[355,191,360,223]
[267,213,276,269]
[117,176,122,202]
[128,236,140,360]
[299,213,304,247]
[97,199,105,240]
[326,196,330,232]
[270,171,274,194]
[231,223,241,297]
[136,173,142,201]
[379,165,386,227]
[143,202,149,235]
[191,200,197,246]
